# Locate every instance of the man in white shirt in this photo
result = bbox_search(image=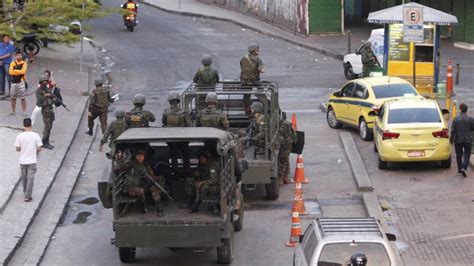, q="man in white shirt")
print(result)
[15,118,42,202]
